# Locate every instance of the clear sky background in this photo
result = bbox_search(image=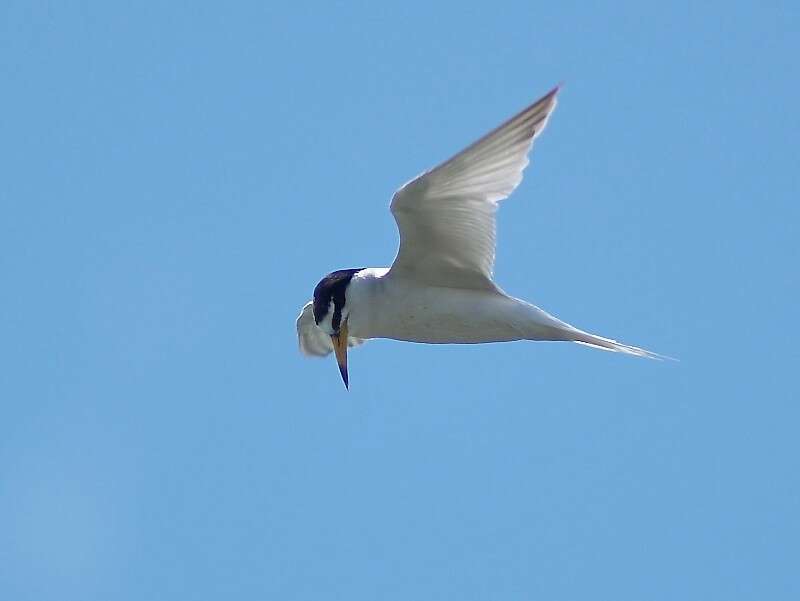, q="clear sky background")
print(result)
[1,2,798,600]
